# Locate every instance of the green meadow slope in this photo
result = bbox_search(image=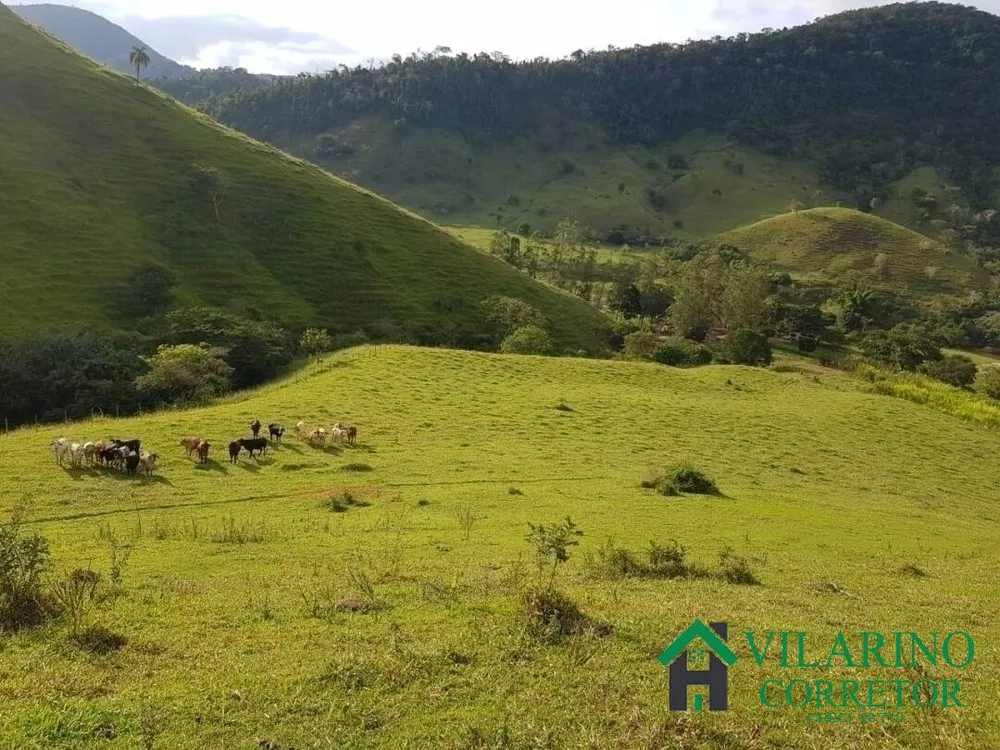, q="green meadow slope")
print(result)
[1,346,998,747]
[0,7,604,350]
[719,207,989,295]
